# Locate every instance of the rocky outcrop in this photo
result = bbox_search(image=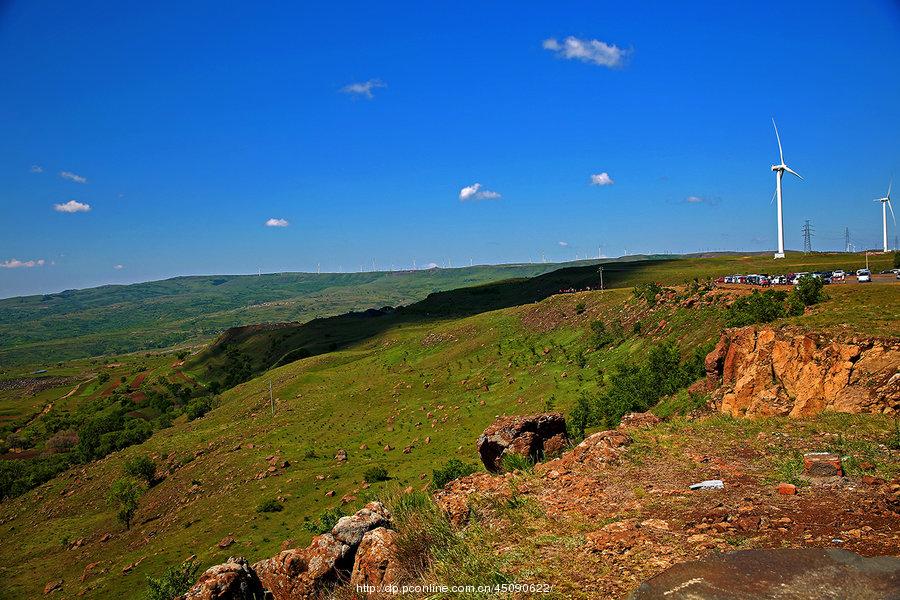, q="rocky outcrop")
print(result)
[350,527,401,590]
[705,326,899,418]
[476,412,568,472]
[629,548,900,599]
[331,502,392,547]
[189,503,394,600]
[180,557,268,600]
